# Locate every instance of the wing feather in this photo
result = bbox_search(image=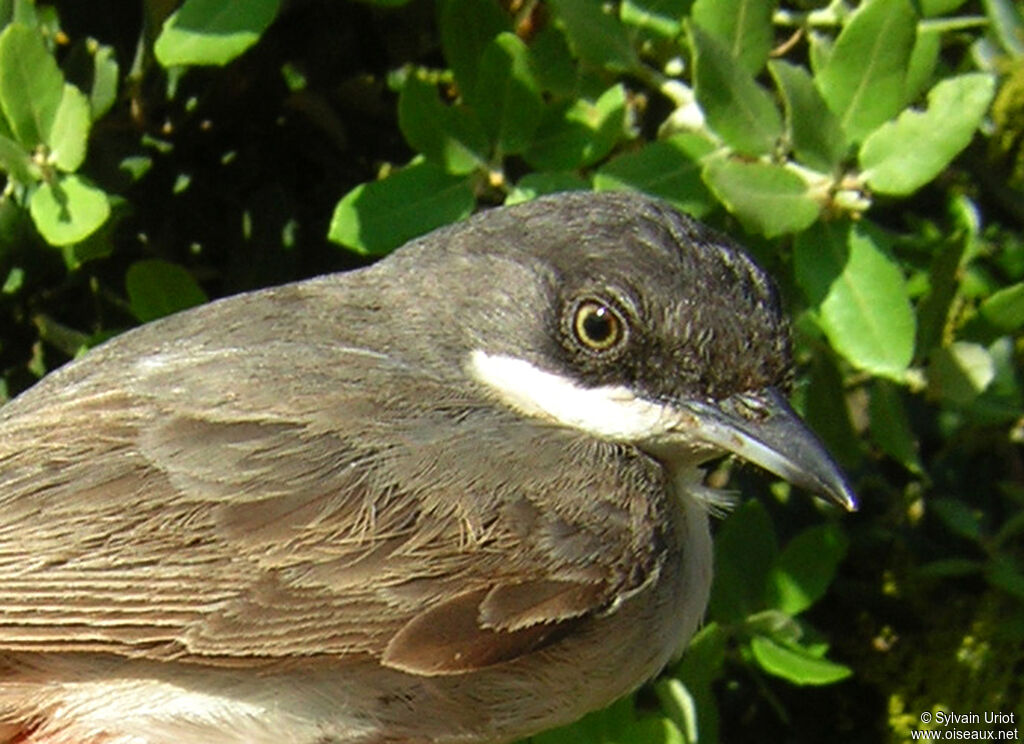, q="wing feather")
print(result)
[0,332,669,673]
